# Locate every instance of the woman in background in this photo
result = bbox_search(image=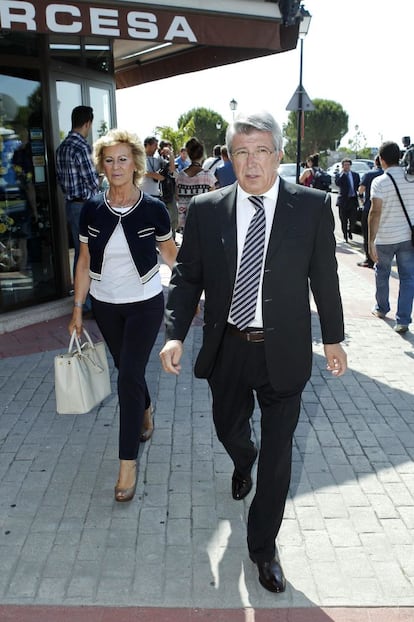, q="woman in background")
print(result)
[69,129,177,502]
[299,153,319,187]
[176,137,216,231]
